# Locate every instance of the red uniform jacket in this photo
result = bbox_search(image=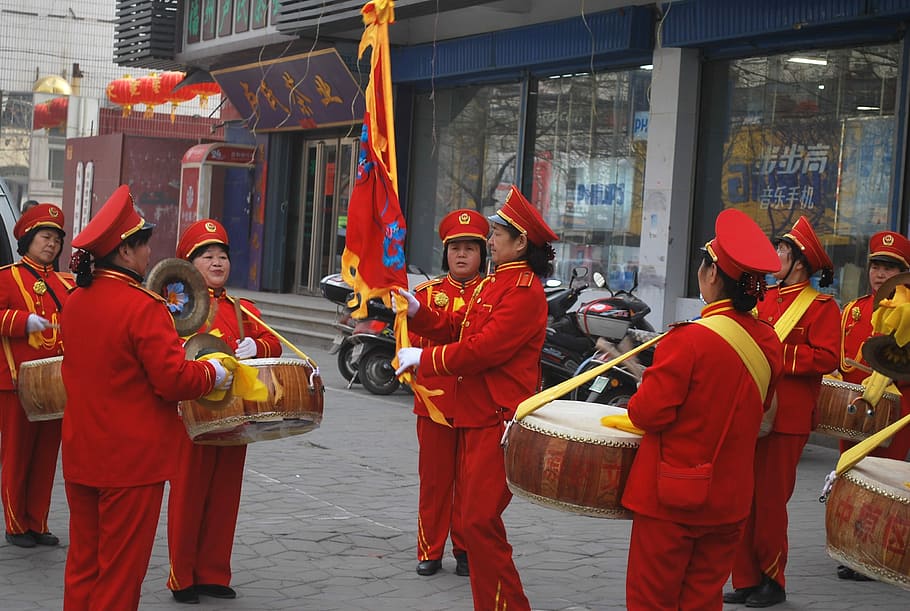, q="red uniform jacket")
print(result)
[757,281,840,434]
[839,294,874,385]
[60,269,216,487]
[0,256,72,389]
[409,274,482,419]
[409,261,546,427]
[198,290,281,357]
[623,301,784,525]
